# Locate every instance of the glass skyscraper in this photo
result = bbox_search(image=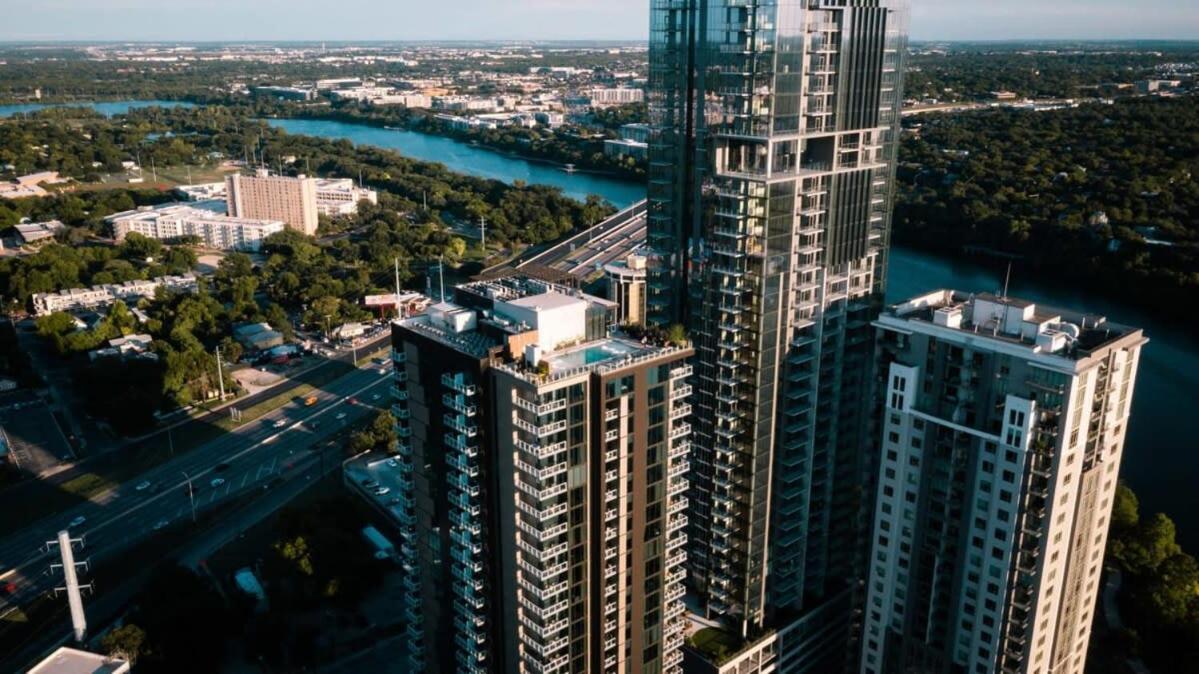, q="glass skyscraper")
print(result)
[647,0,909,670]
